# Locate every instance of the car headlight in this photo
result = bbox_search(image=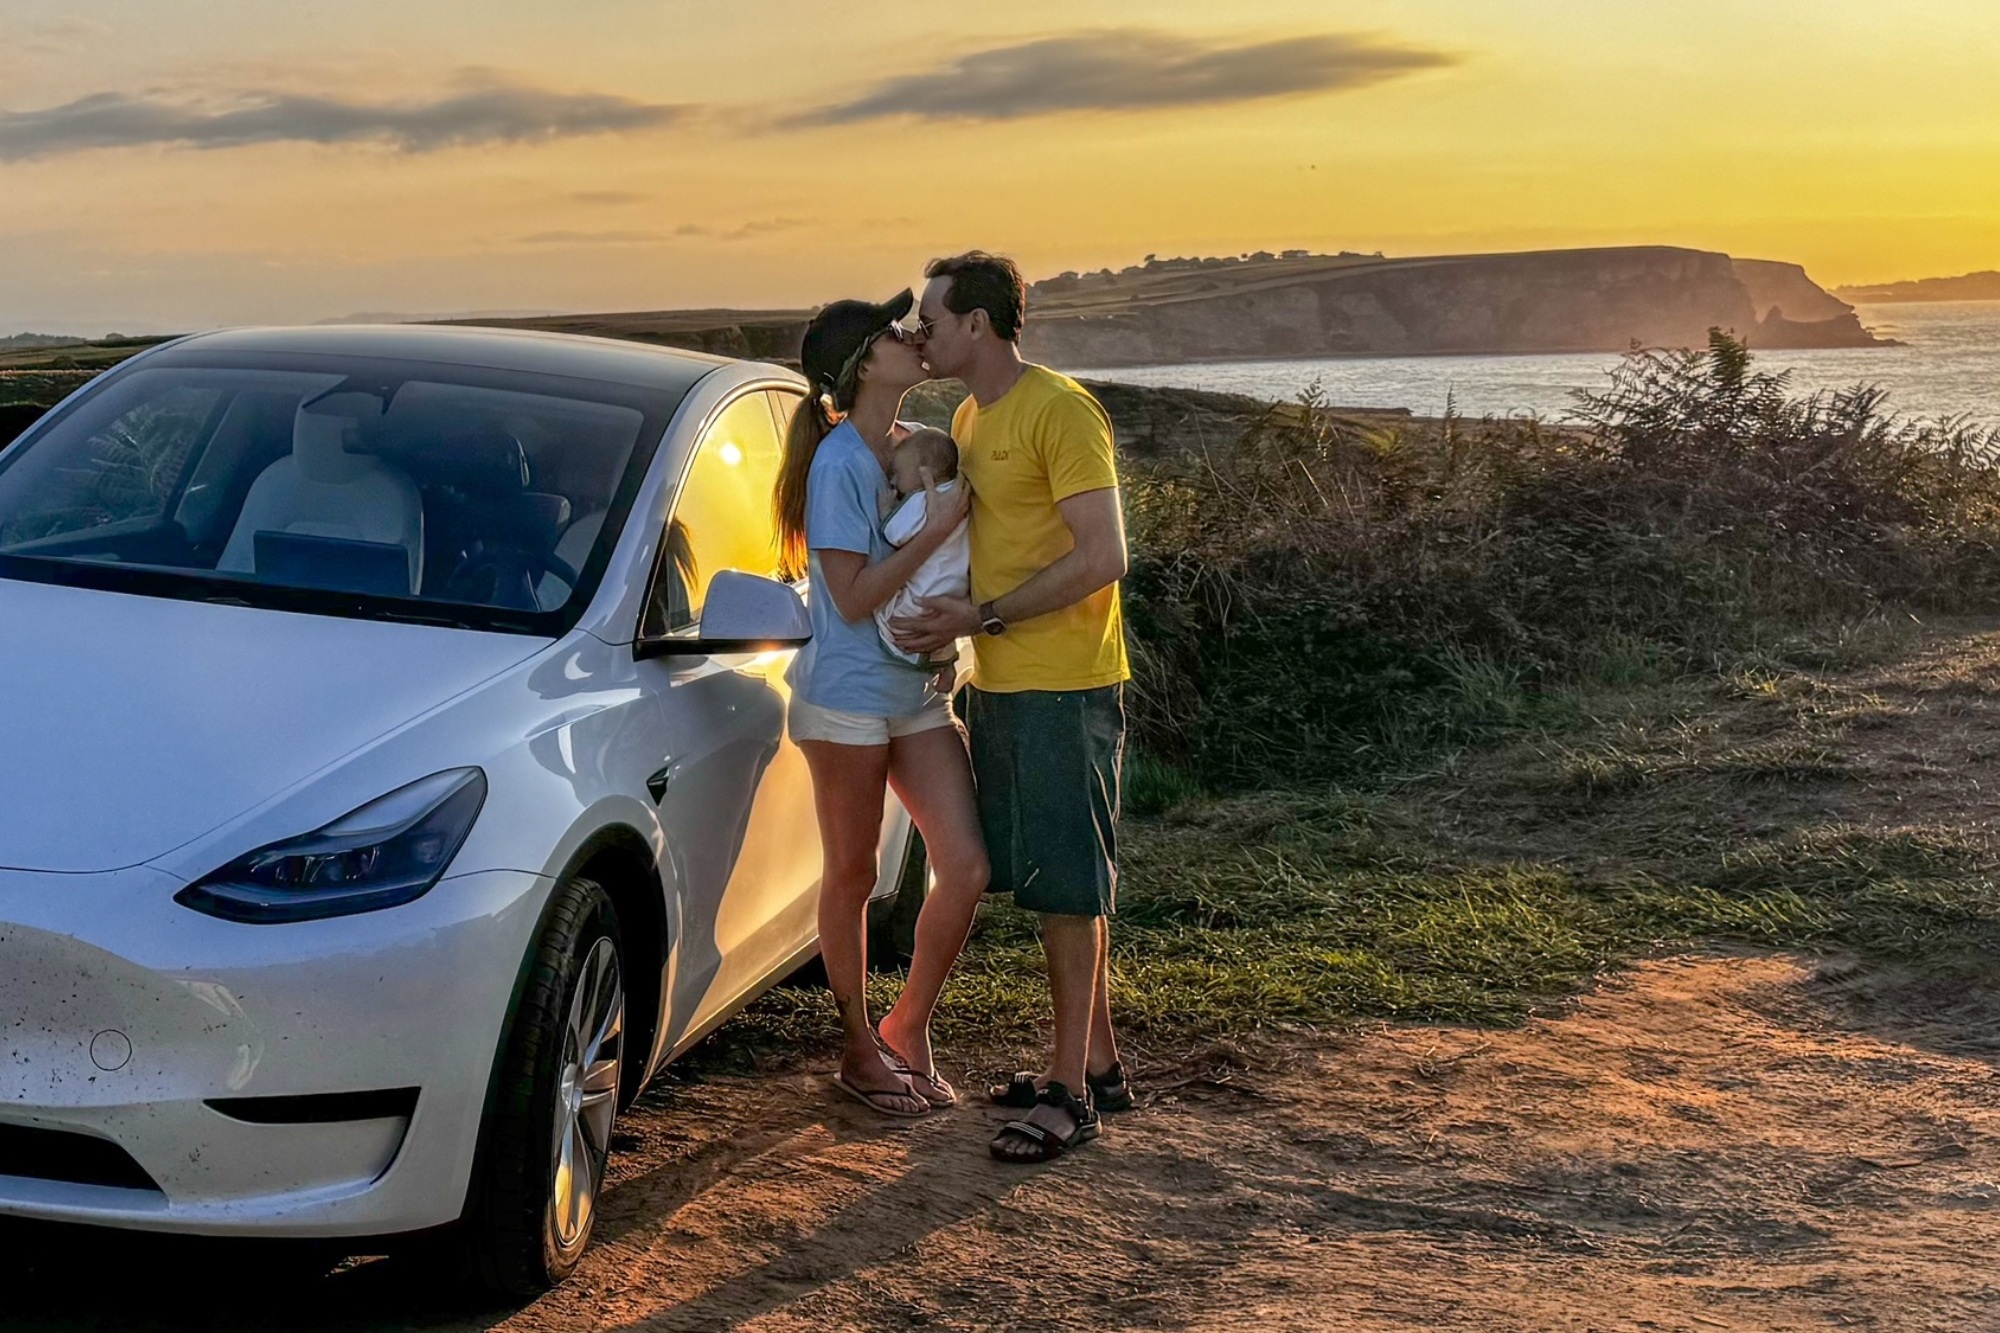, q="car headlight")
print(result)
[175,768,488,924]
